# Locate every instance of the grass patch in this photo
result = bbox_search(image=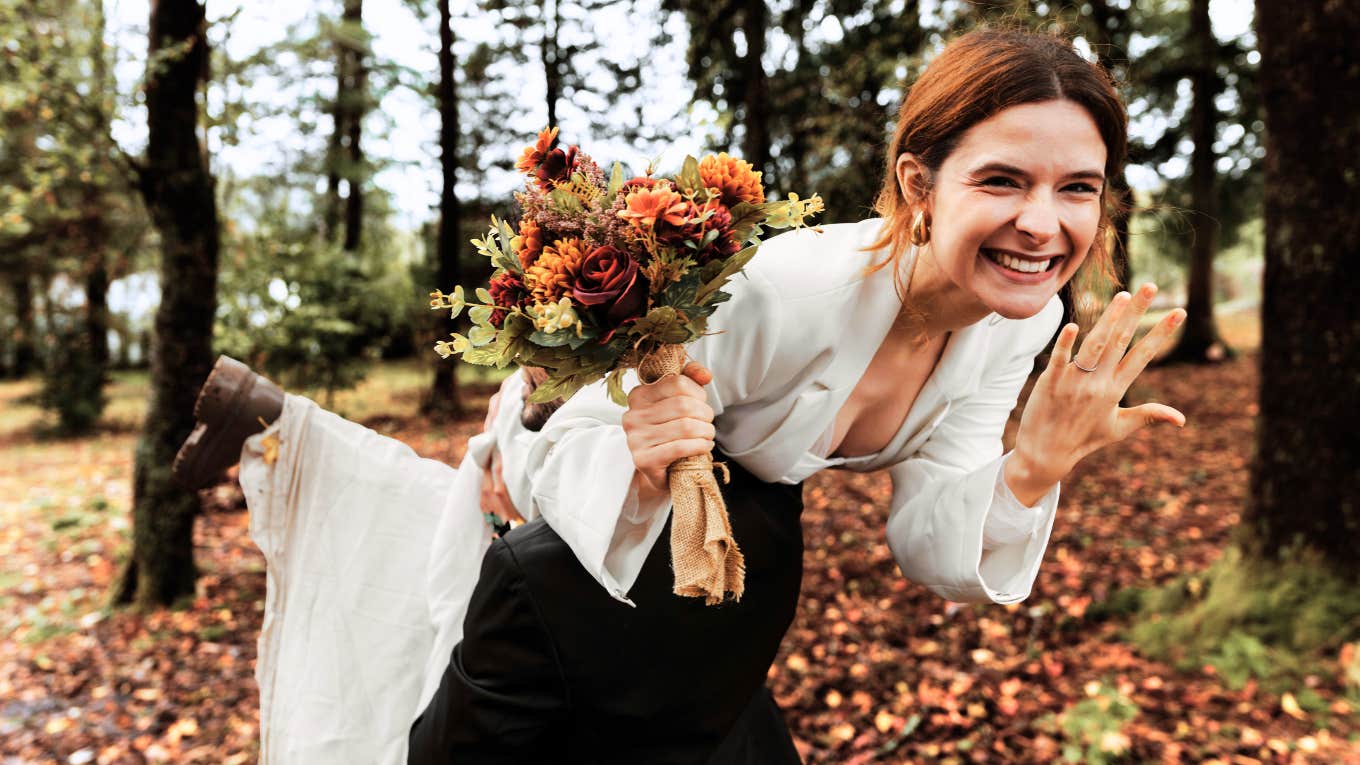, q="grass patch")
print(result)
[1122,546,1360,692]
